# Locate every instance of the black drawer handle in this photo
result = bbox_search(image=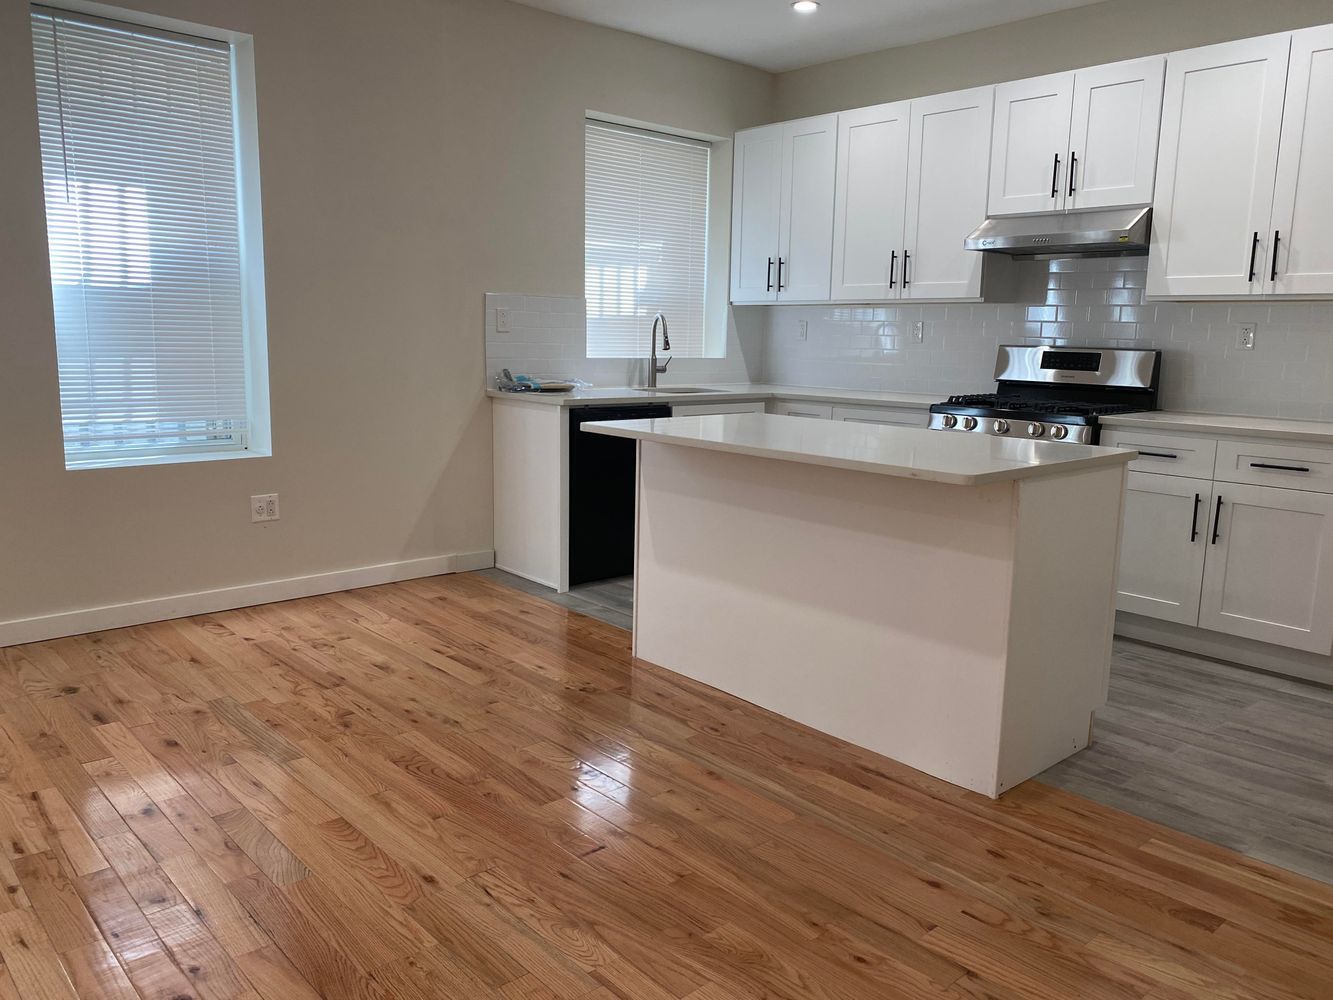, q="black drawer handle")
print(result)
[1138,450,1178,459]
[1211,495,1224,545]
[1250,462,1311,473]
[1190,492,1201,543]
